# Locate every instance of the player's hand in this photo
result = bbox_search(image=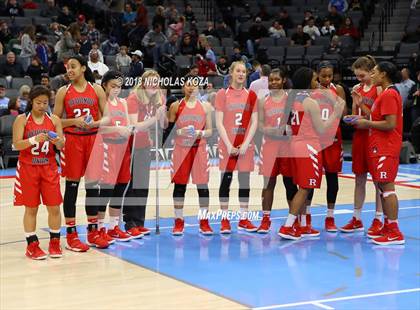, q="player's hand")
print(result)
[35,133,49,143]
[354,118,370,129]
[238,143,249,155]
[156,105,167,120]
[74,116,89,128]
[227,144,239,156]
[116,126,132,138]
[351,90,362,106]
[414,90,420,97]
[177,127,192,136]
[49,137,62,145]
